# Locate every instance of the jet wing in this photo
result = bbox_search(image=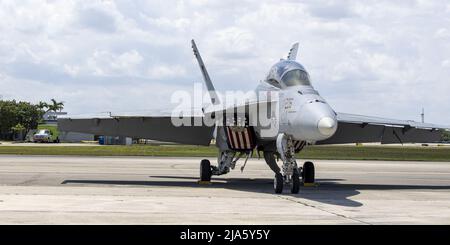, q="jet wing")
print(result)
[317,112,449,145]
[58,116,215,146]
